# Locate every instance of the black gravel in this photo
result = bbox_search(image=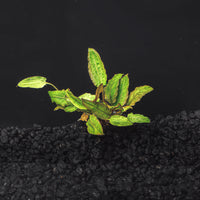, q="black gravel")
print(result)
[1,110,200,199]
